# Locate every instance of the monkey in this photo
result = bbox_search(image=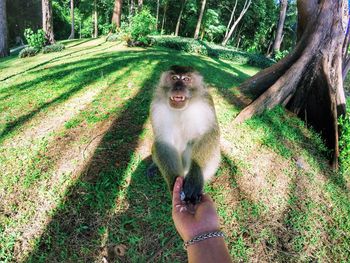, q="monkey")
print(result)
[148,65,221,204]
